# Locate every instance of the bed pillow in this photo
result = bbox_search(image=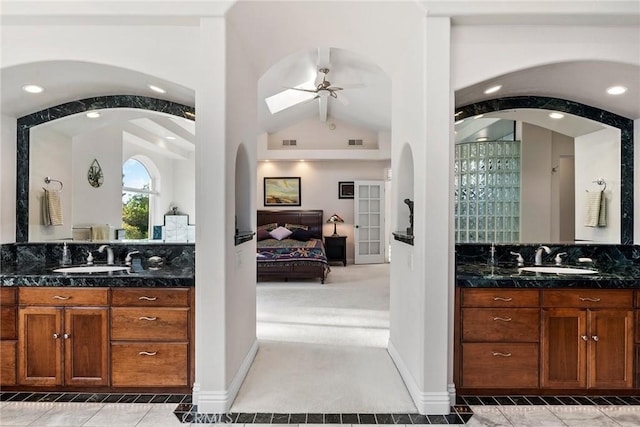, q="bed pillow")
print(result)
[256,228,271,241]
[269,226,293,241]
[285,223,309,231]
[257,222,278,232]
[290,228,314,242]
